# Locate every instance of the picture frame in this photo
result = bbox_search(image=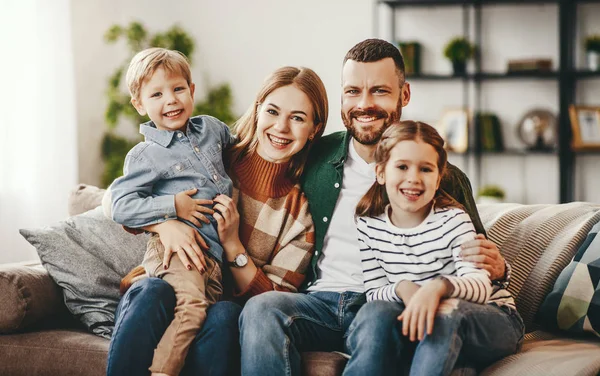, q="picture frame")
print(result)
[569,105,600,150]
[438,108,470,153]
